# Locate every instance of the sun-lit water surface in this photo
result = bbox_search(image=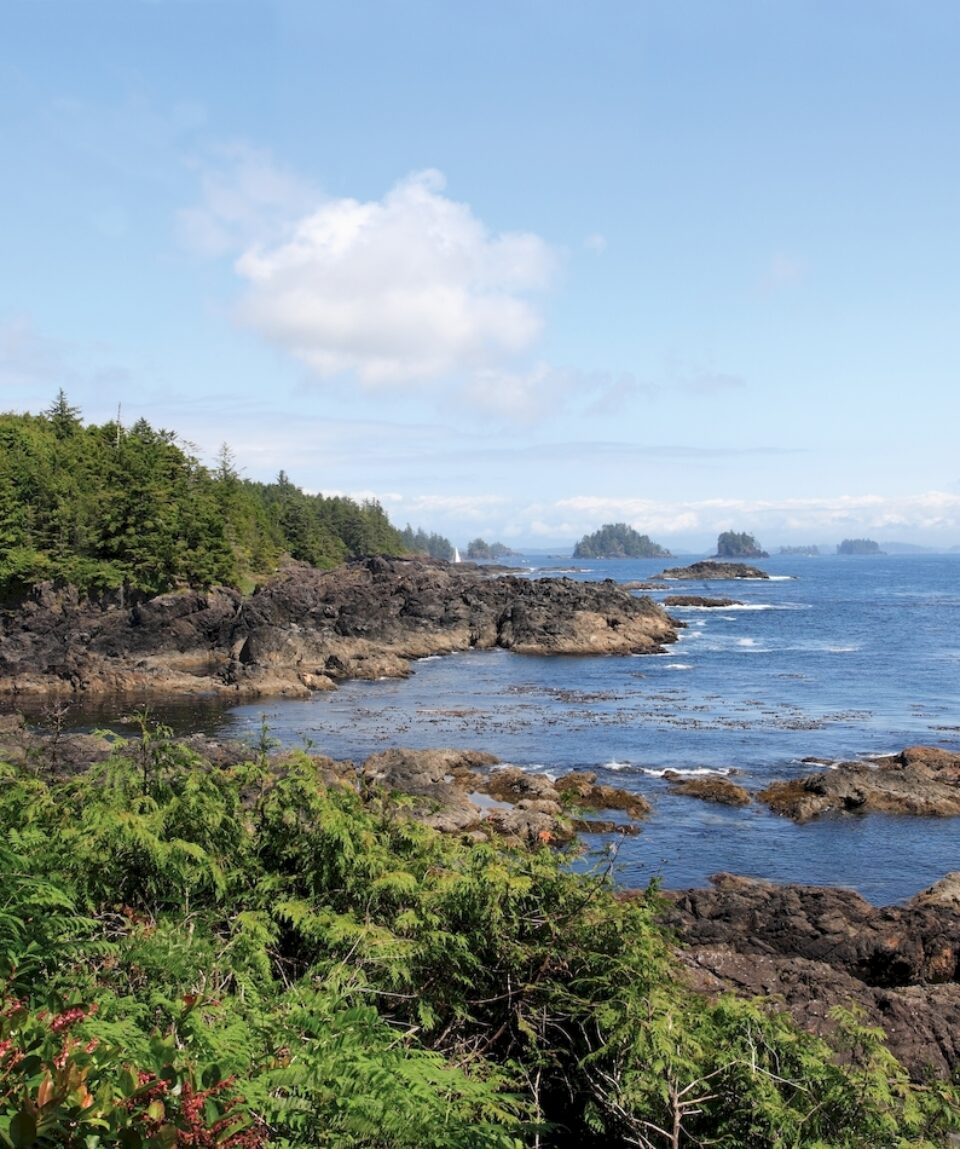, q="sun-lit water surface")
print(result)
[33,553,960,904]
